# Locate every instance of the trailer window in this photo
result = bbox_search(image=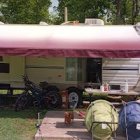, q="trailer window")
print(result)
[66,58,77,81]
[86,58,102,84]
[77,58,83,81]
[0,63,10,73]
